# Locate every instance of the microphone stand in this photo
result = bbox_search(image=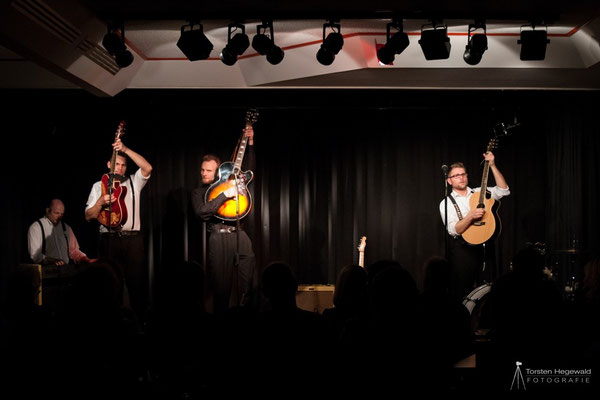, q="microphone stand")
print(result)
[443,167,449,259]
[233,173,241,307]
[108,174,114,234]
